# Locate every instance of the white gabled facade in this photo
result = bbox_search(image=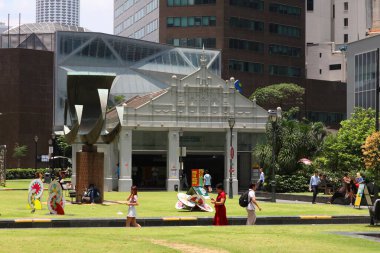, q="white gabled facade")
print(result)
[71,56,268,193]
